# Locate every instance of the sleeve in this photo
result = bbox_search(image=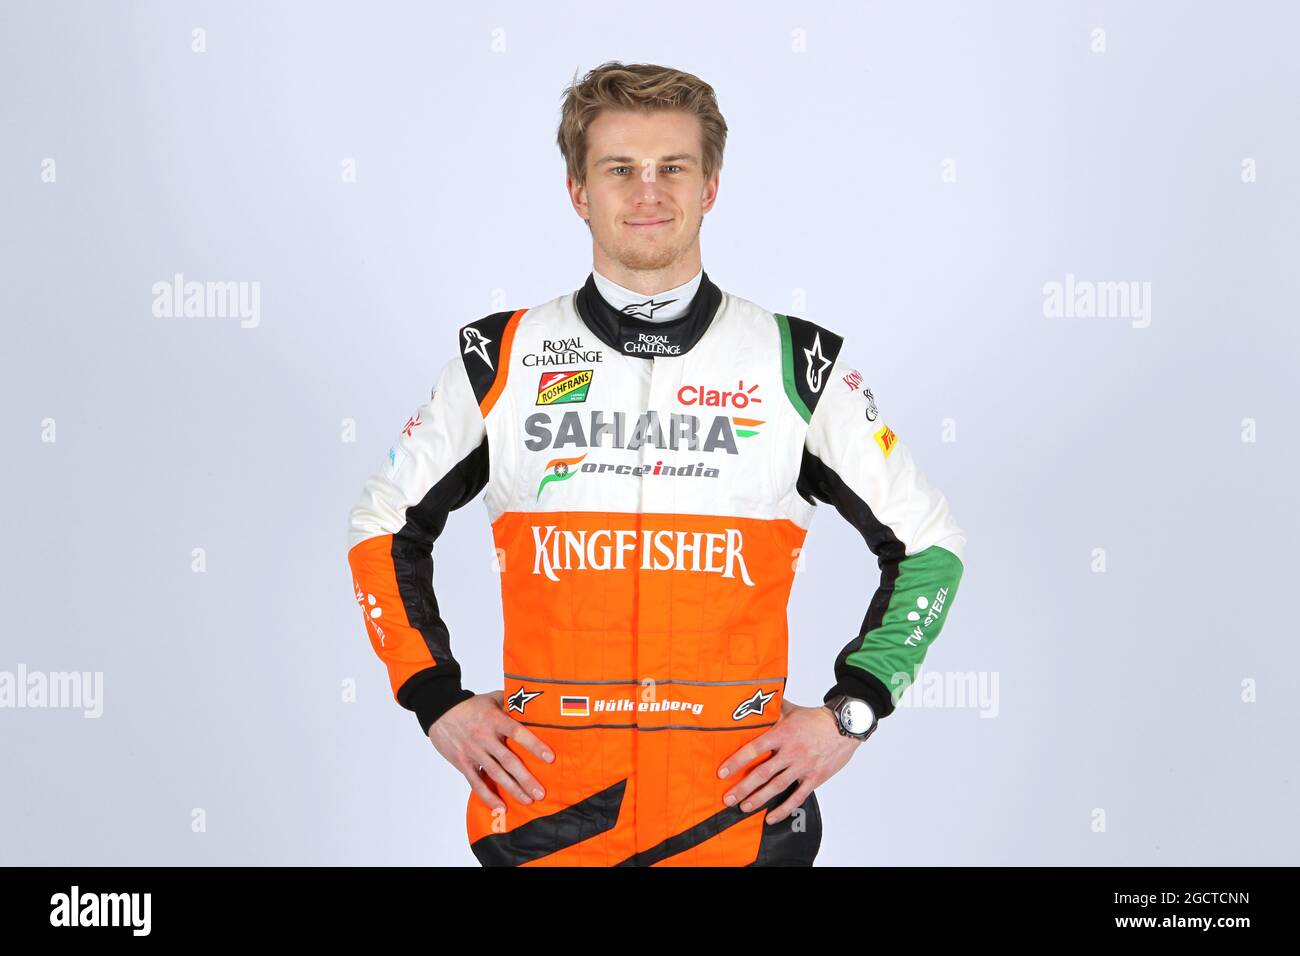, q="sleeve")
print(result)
[797,351,966,720]
[347,353,489,737]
